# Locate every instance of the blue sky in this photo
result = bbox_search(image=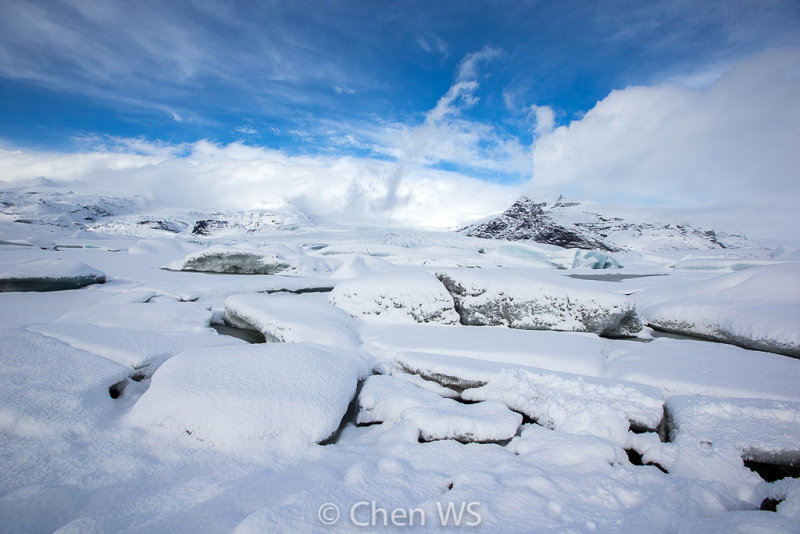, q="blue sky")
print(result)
[1,0,799,236]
